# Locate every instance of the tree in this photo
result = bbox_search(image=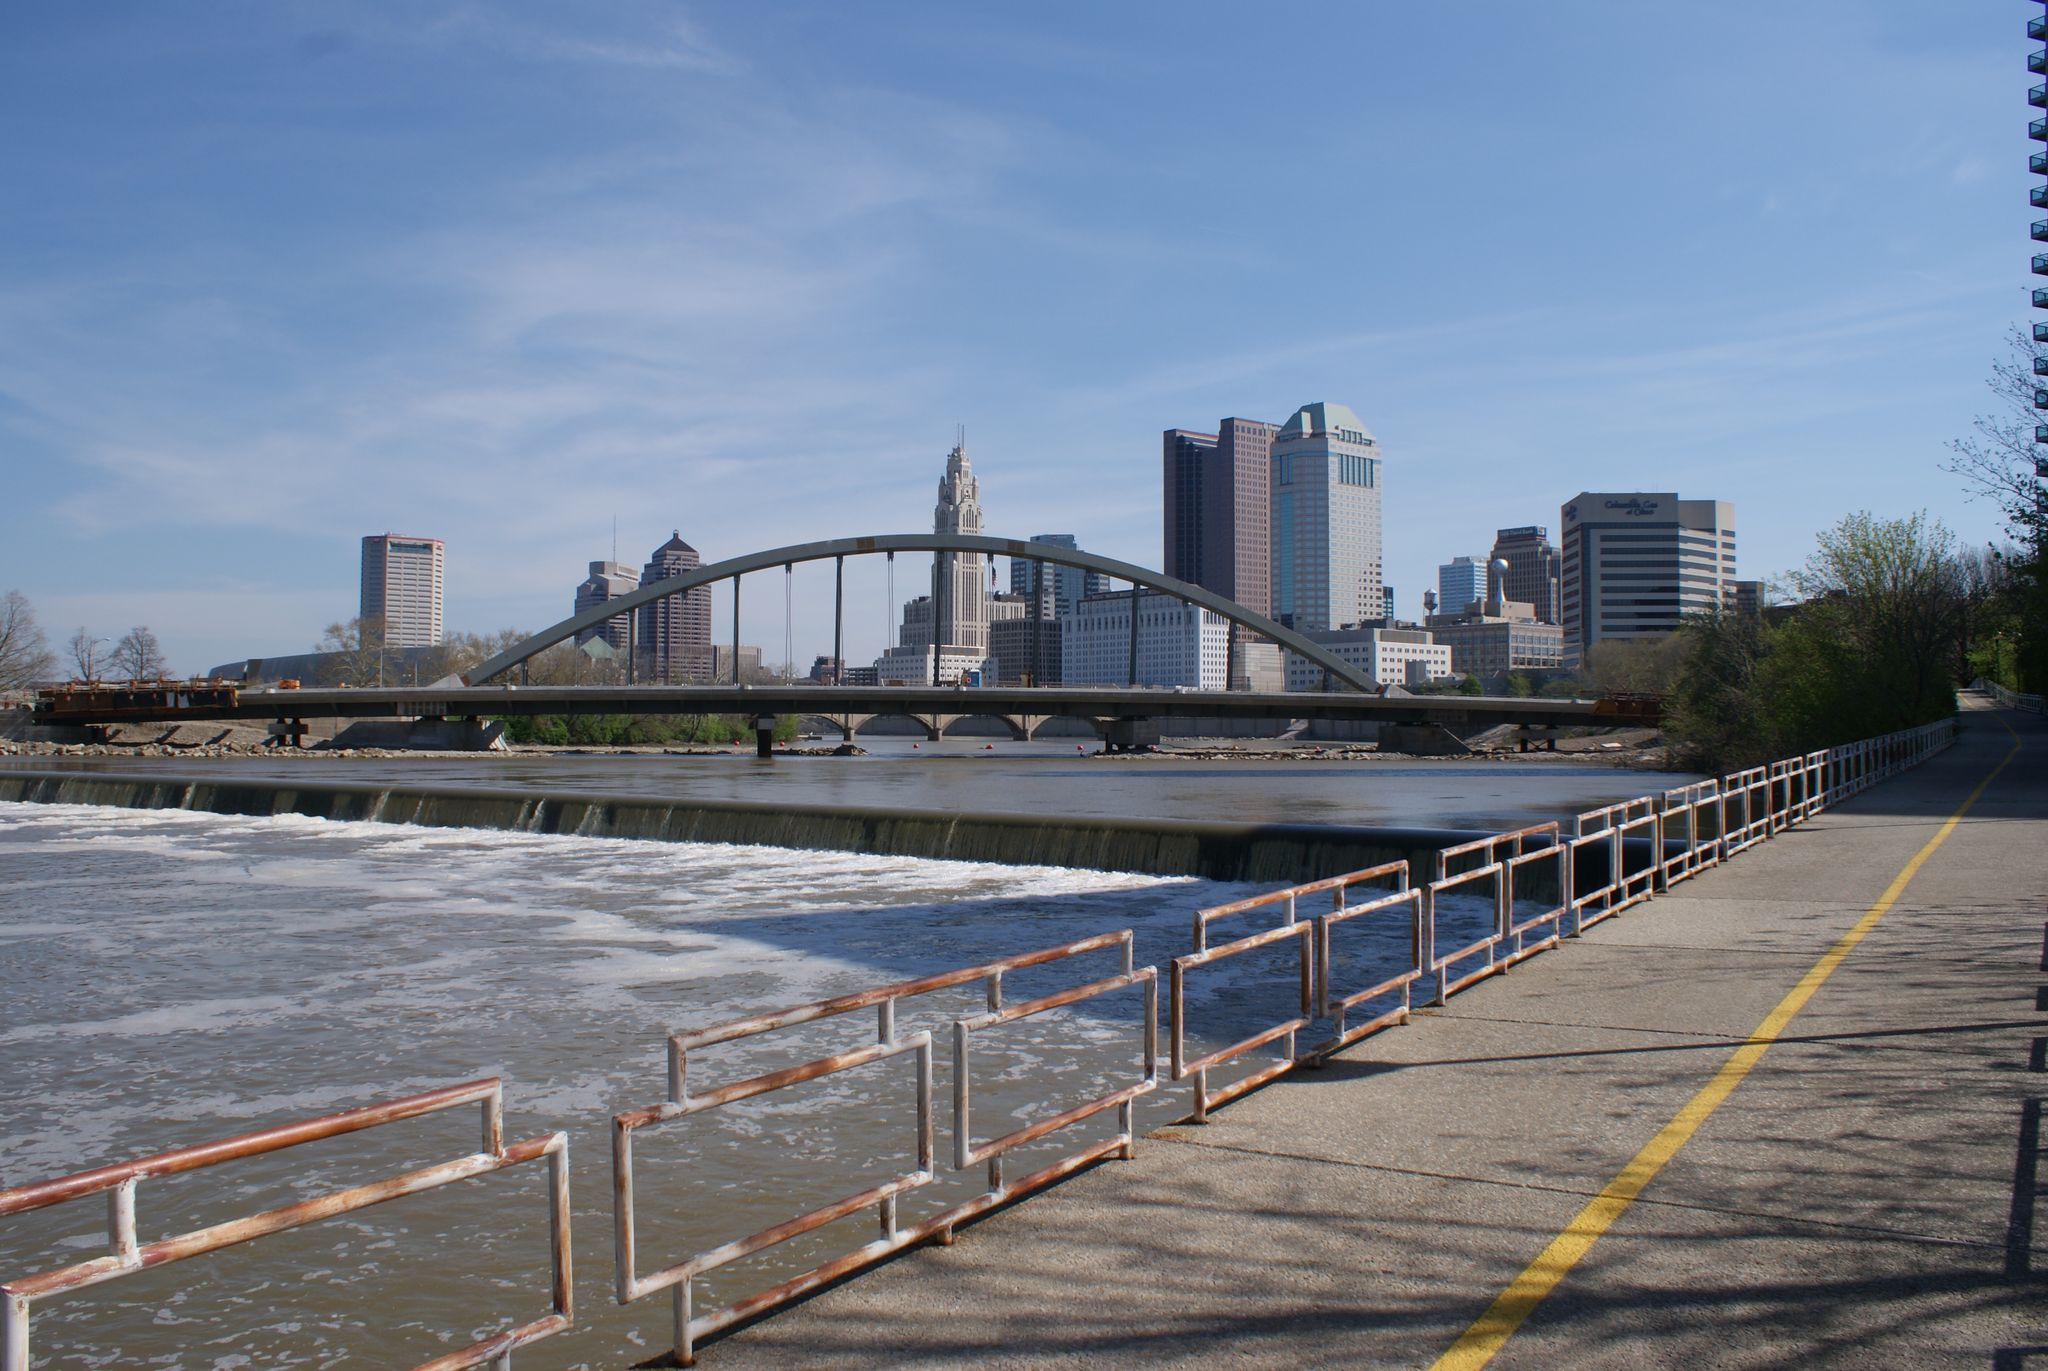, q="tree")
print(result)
[0,591,56,691]
[1455,672,1483,696]
[314,616,389,686]
[69,628,107,682]
[1664,511,1969,772]
[1946,328,2048,690]
[1584,634,1688,696]
[1504,672,1534,698]
[1784,511,1966,732]
[109,625,169,680]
